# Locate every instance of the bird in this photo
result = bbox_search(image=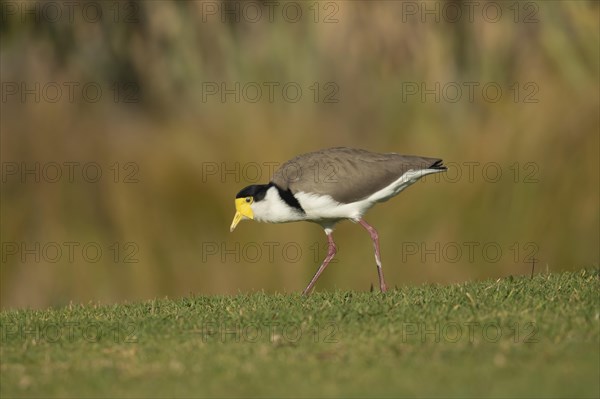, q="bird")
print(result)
[229,147,446,295]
